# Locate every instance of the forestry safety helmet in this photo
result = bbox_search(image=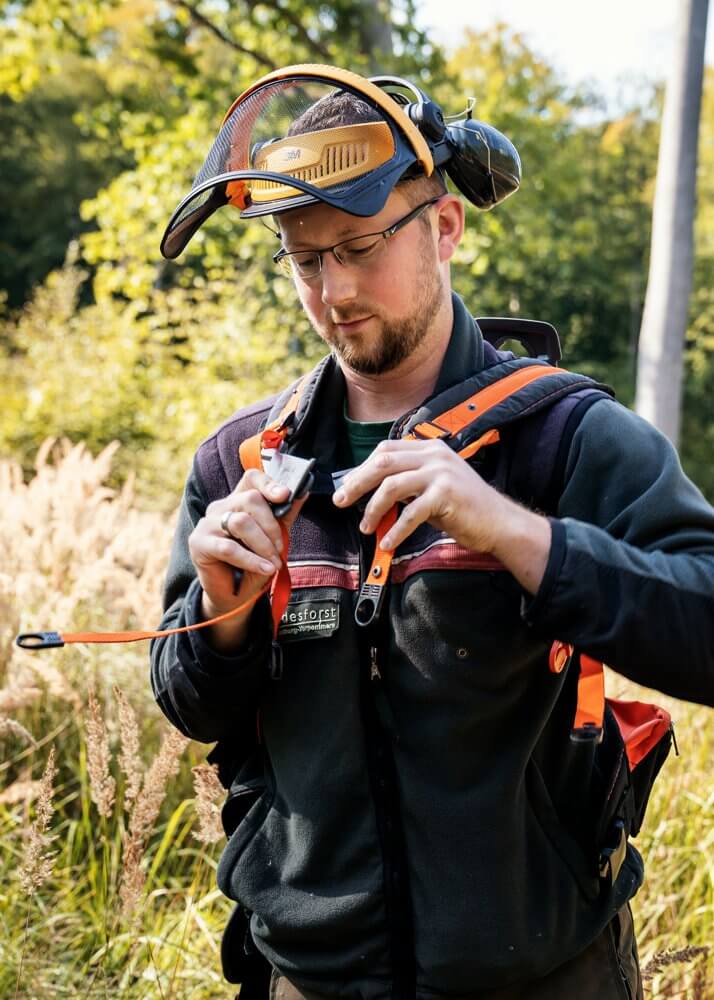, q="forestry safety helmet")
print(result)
[160,63,522,259]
